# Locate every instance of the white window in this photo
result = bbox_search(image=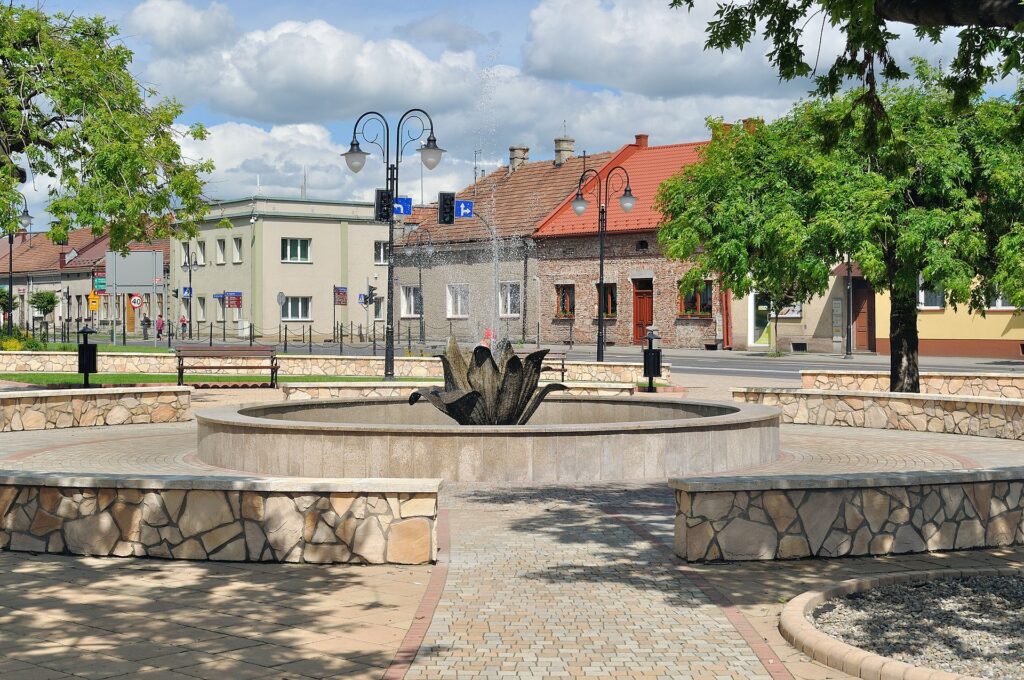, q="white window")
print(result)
[499,282,521,317]
[216,239,226,265]
[233,237,243,263]
[447,284,470,318]
[196,296,206,322]
[180,242,190,263]
[989,293,1017,310]
[281,296,311,321]
[374,297,384,320]
[281,238,311,263]
[918,278,944,309]
[195,241,206,265]
[216,297,224,322]
[401,285,422,318]
[374,241,389,265]
[232,306,241,322]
